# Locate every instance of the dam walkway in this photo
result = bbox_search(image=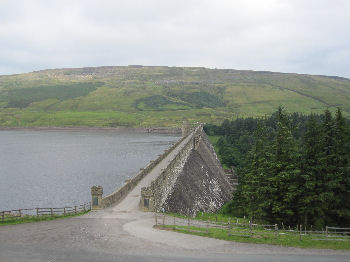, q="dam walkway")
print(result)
[110,130,193,212]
